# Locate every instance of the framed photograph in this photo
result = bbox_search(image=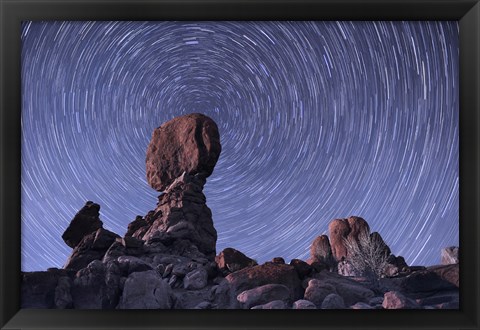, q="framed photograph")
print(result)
[1,0,479,329]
